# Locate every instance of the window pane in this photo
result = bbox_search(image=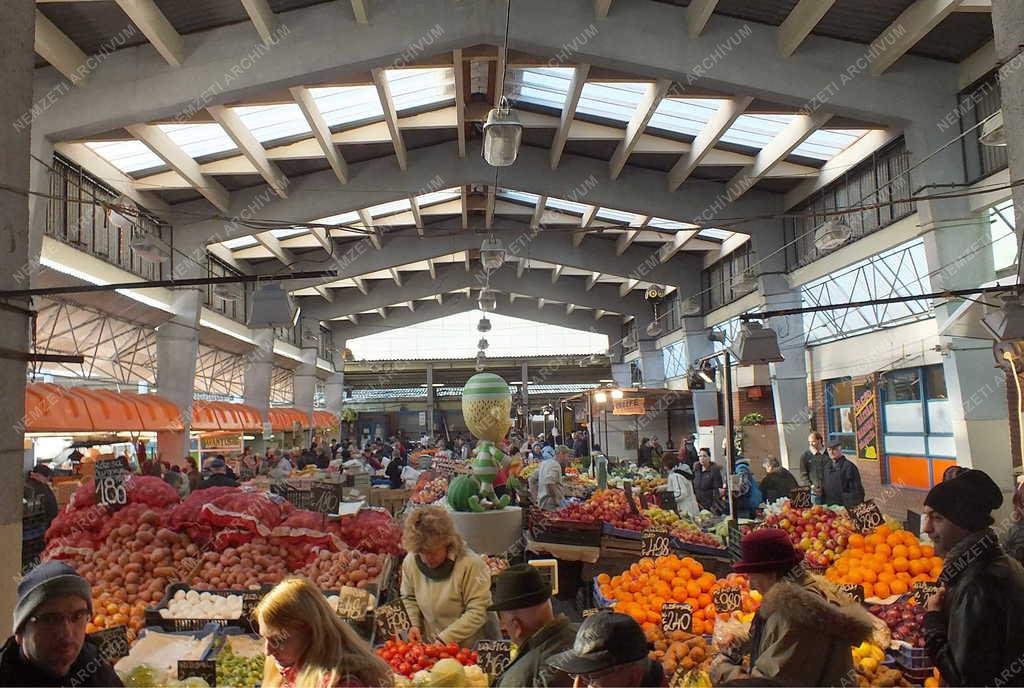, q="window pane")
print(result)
[829,434,856,452]
[927,400,952,434]
[831,406,854,434]
[884,403,924,433]
[927,436,956,457]
[885,434,926,454]
[883,369,921,401]
[925,365,947,400]
[828,379,854,406]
